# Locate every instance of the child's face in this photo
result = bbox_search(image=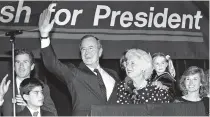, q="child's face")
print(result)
[153,56,168,74]
[26,86,44,108]
[185,73,201,93]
